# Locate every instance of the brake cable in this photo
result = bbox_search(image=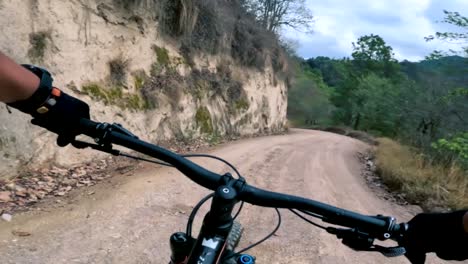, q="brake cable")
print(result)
[186,192,215,237]
[289,209,407,257]
[73,123,407,259]
[73,138,248,237]
[289,209,327,230]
